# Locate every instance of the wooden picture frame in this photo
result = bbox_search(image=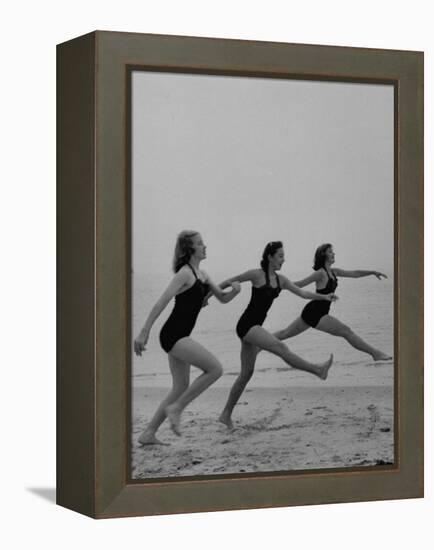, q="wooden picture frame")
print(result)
[57,31,423,518]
